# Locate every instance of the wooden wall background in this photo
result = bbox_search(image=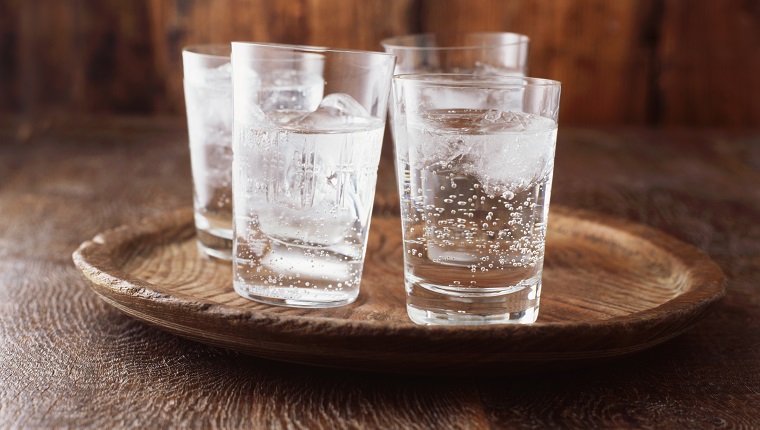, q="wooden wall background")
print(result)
[1,0,759,126]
